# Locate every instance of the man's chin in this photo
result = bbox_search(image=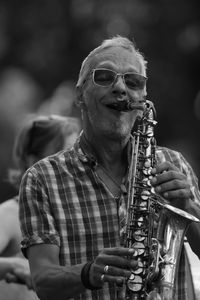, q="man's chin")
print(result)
[104,125,131,140]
